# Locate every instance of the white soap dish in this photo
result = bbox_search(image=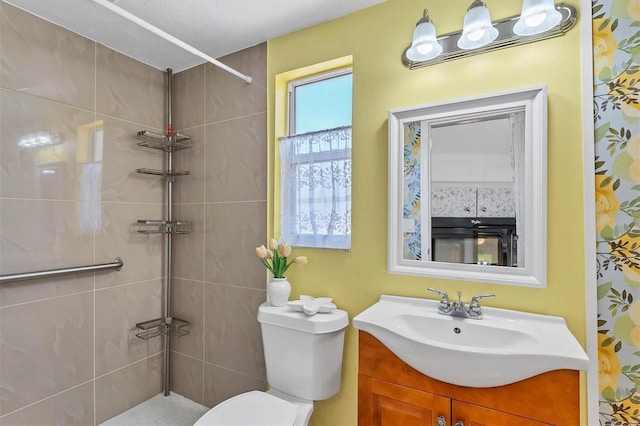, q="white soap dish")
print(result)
[287,295,336,315]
